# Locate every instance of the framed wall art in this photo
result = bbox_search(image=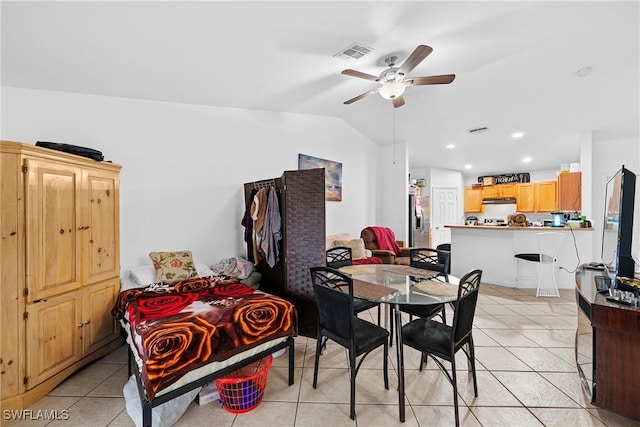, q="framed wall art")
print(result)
[298,153,342,201]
